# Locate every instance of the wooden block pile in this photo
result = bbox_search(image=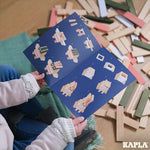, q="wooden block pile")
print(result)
[45,0,150,142]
